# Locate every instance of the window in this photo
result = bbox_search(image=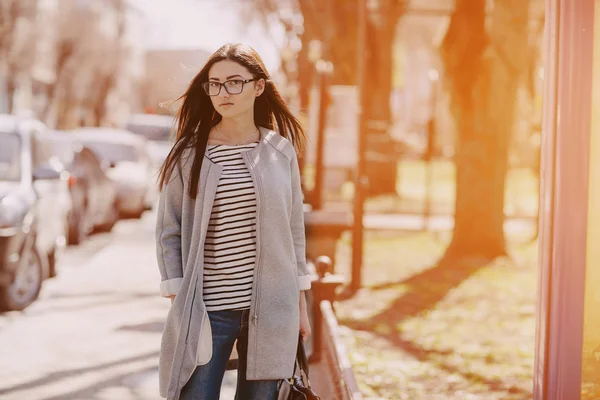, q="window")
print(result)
[82,141,141,164]
[0,132,21,181]
[30,134,52,170]
[79,147,104,180]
